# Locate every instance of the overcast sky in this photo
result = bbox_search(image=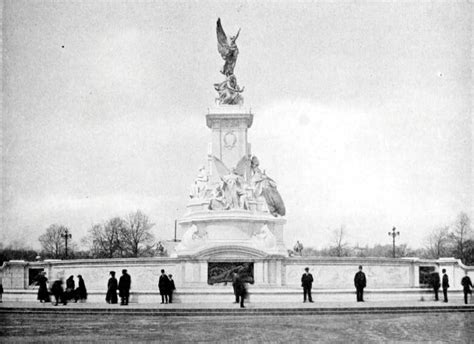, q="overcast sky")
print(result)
[1,0,472,251]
